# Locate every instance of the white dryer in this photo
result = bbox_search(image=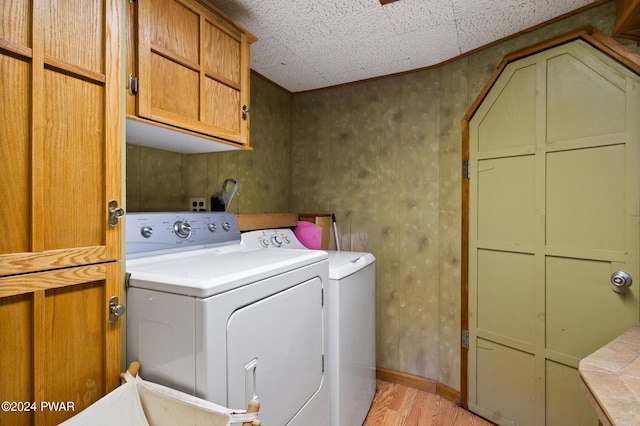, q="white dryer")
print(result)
[242,229,377,426]
[125,212,330,426]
